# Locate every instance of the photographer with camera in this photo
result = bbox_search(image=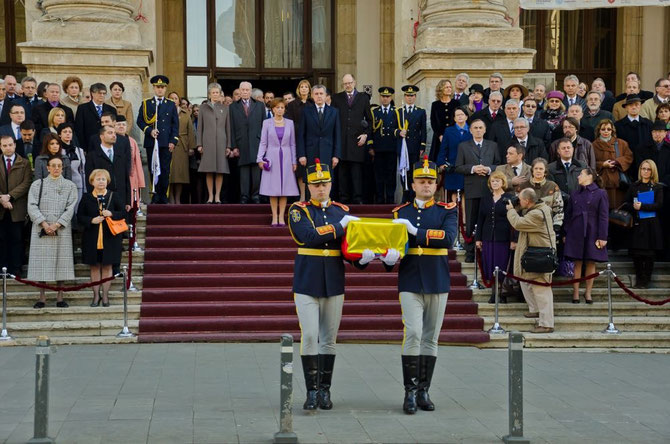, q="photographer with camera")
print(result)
[437,106,471,202]
[506,187,556,333]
